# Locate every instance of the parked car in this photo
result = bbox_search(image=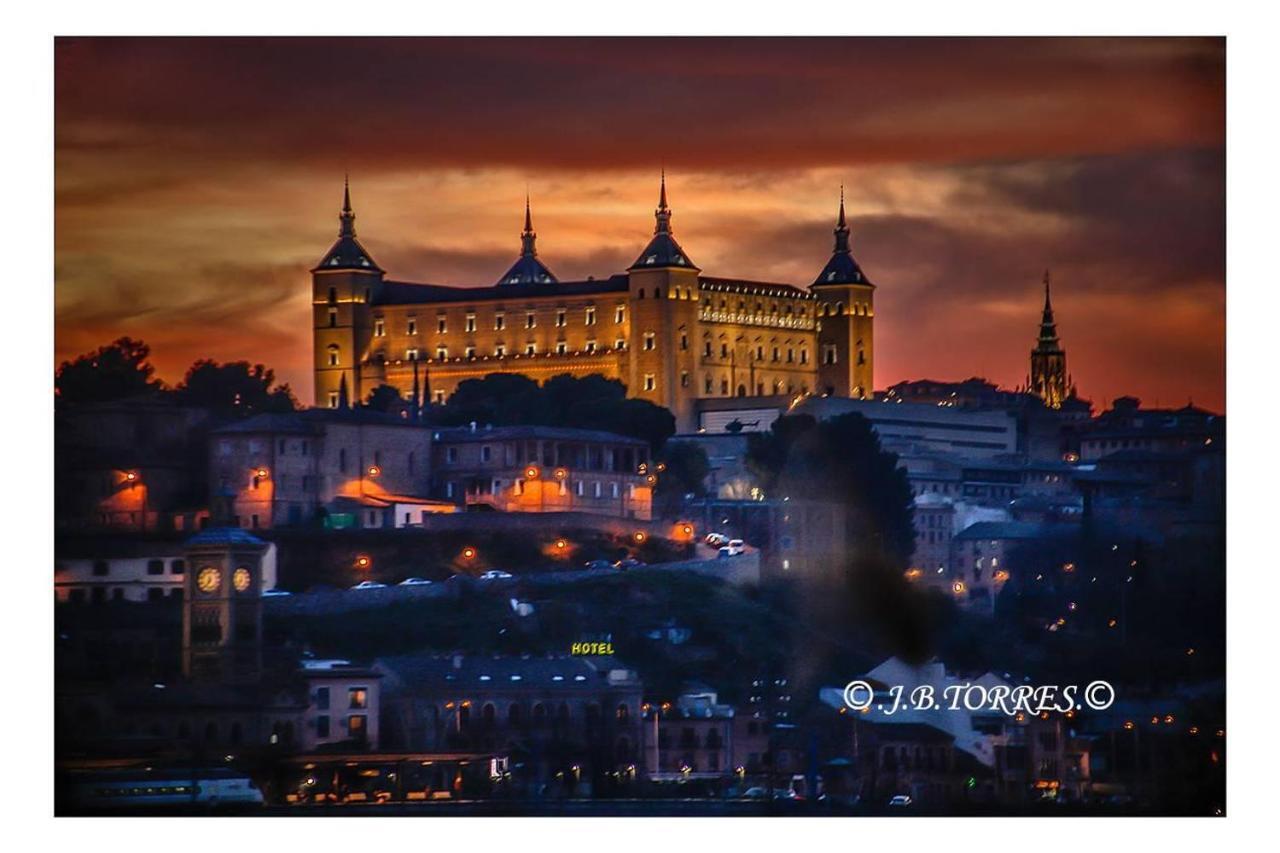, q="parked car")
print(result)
[350,580,387,591]
[262,589,292,598]
[741,787,770,800]
[888,794,913,808]
[584,559,614,571]
[704,533,730,547]
[478,570,514,580]
[398,577,433,586]
[719,539,745,557]
[613,557,644,570]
